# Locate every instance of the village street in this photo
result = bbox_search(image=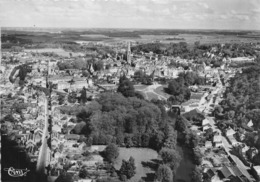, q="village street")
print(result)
[204,89,255,181]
